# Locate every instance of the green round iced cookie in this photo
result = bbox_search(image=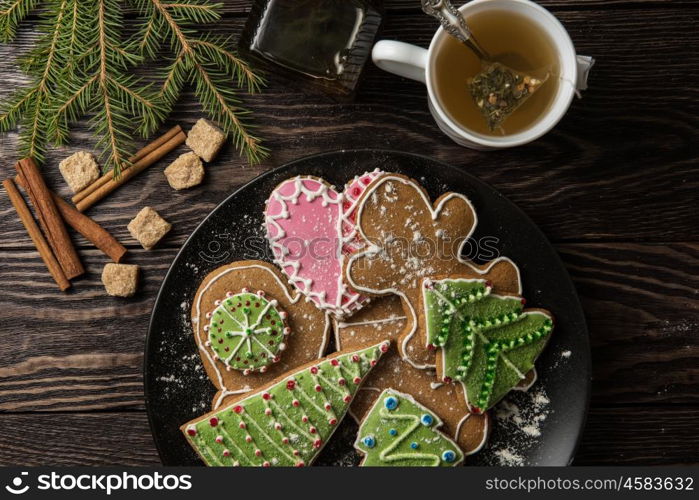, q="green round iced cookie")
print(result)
[205,289,289,374]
